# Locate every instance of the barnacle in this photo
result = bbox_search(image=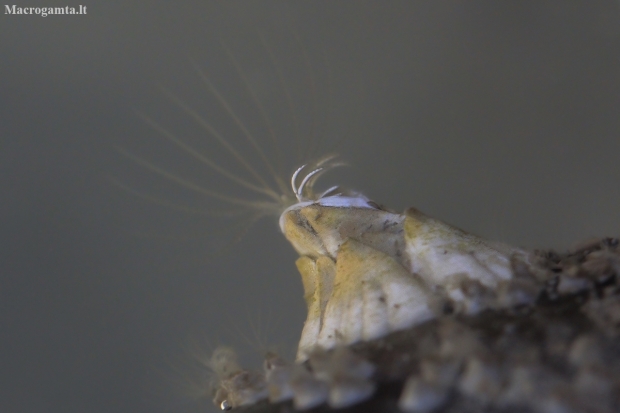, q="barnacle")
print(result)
[279,169,532,361]
[204,161,620,412]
